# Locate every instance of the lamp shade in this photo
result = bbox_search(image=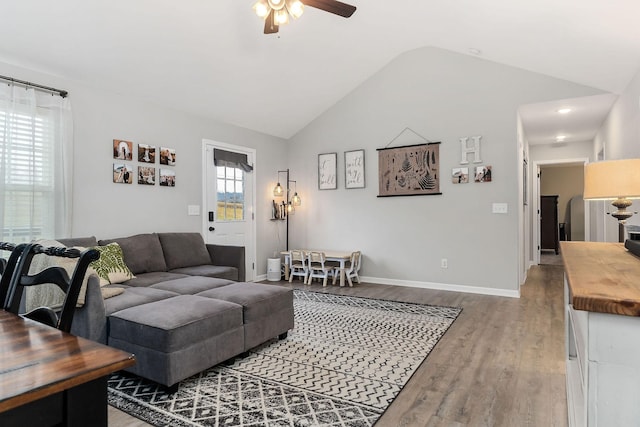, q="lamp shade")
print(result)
[273,182,283,197]
[584,159,640,200]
